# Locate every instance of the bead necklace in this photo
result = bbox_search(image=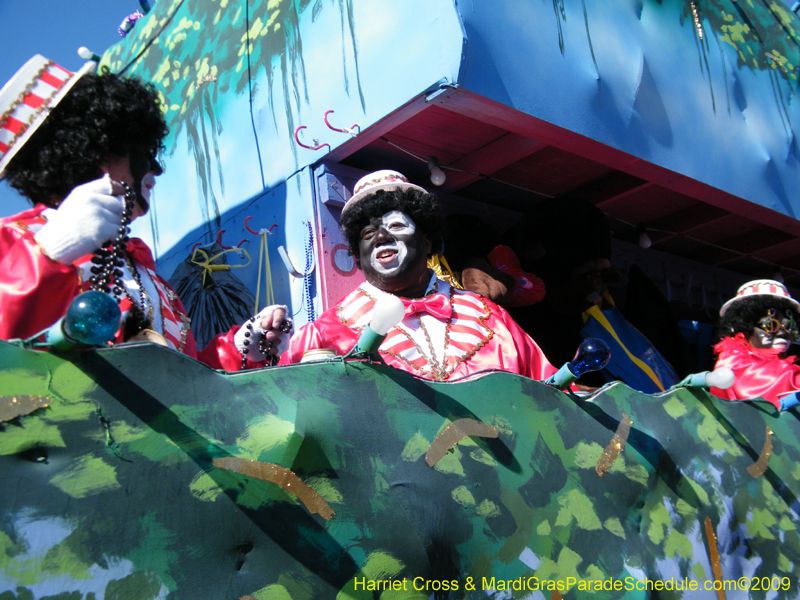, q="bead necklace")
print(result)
[240,315,294,370]
[88,181,150,333]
